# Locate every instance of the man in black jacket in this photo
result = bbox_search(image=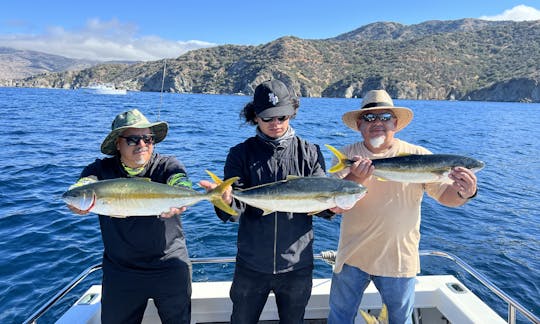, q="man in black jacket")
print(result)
[201,80,334,324]
[66,109,192,324]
